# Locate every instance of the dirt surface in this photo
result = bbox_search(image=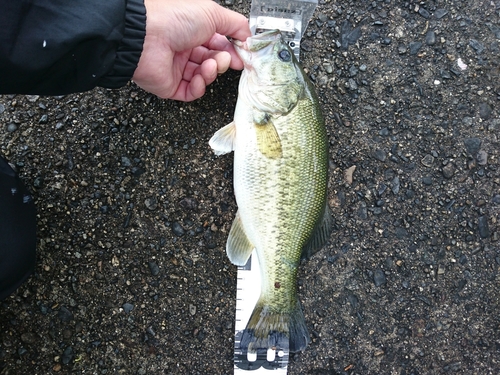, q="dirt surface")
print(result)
[1,0,499,374]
